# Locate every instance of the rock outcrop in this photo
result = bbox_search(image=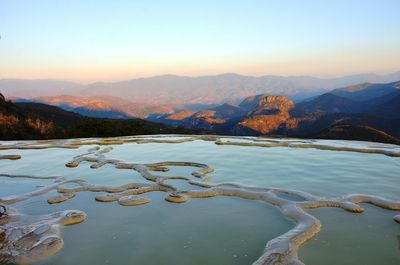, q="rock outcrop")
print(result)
[175,94,296,135]
[151,91,400,144]
[237,95,294,134]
